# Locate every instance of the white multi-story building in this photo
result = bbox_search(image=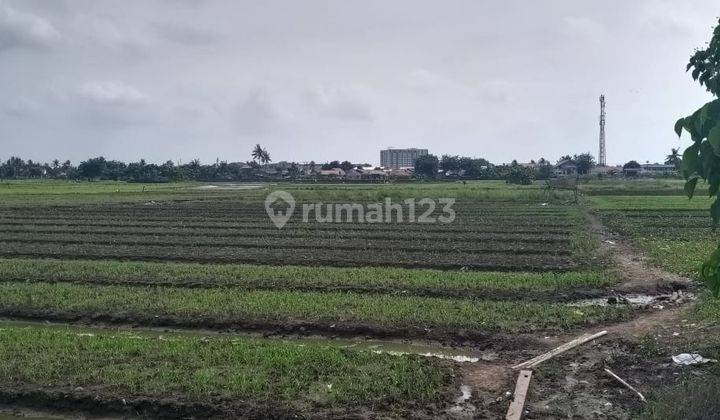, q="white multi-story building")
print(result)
[380,148,428,169]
